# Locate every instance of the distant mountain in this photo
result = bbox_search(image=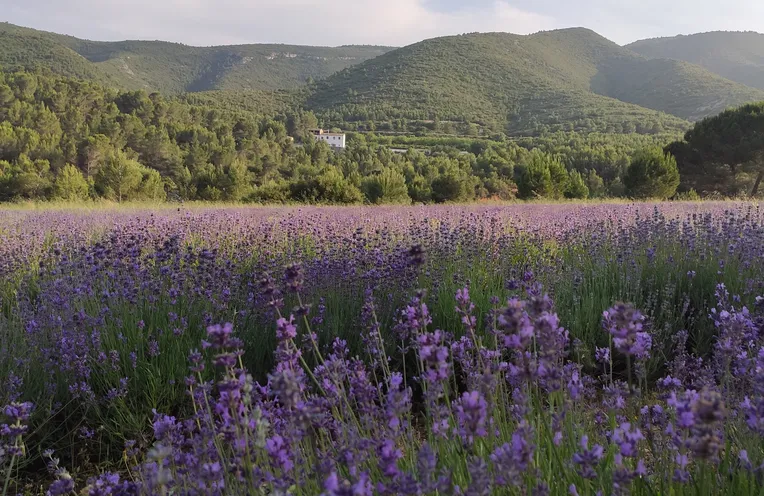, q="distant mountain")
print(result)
[3,22,764,139]
[627,31,764,91]
[307,29,764,135]
[0,22,394,93]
